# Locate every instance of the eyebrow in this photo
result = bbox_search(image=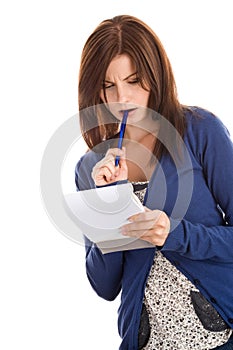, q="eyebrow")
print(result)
[104,72,138,83]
